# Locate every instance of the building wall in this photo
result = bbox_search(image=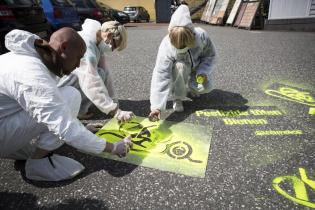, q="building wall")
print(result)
[99,0,207,22]
[268,0,314,19]
[265,0,315,31]
[99,0,156,21]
